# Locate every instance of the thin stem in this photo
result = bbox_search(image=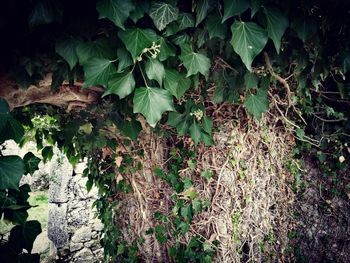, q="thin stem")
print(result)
[138,63,149,88]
